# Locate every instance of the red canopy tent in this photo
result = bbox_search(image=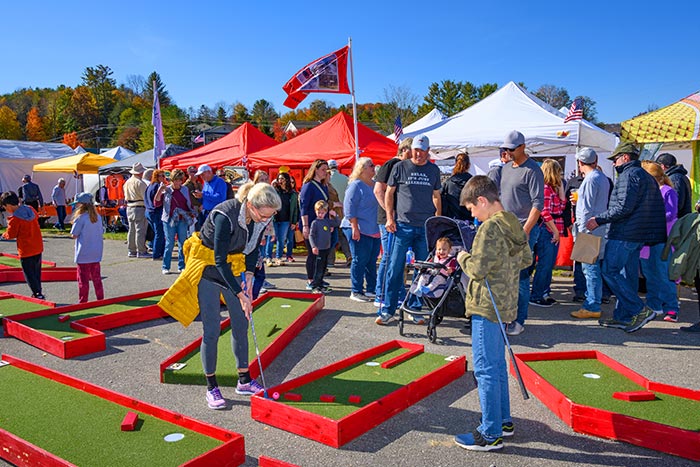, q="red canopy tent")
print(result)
[247,112,398,180]
[159,122,278,171]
